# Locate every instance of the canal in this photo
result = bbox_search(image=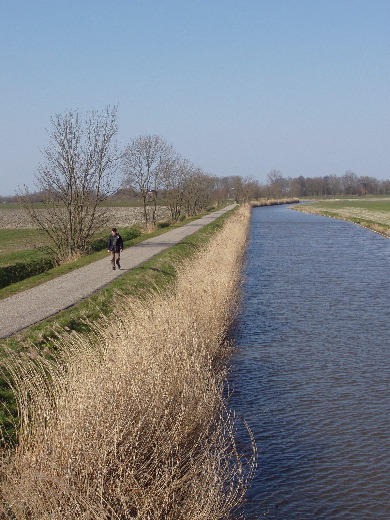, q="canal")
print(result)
[230,204,390,519]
